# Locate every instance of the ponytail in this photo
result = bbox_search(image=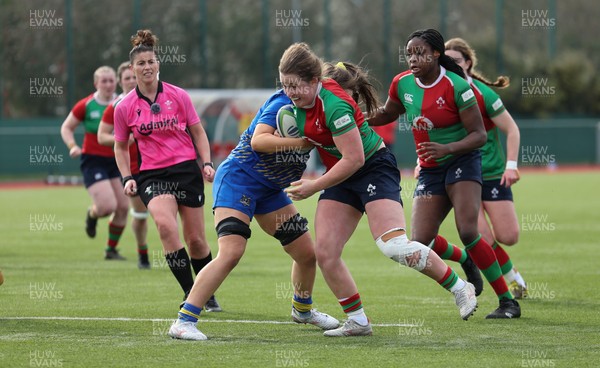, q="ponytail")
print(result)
[439,54,466,79]
[322,61,380,116]
[445,37,510,88]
